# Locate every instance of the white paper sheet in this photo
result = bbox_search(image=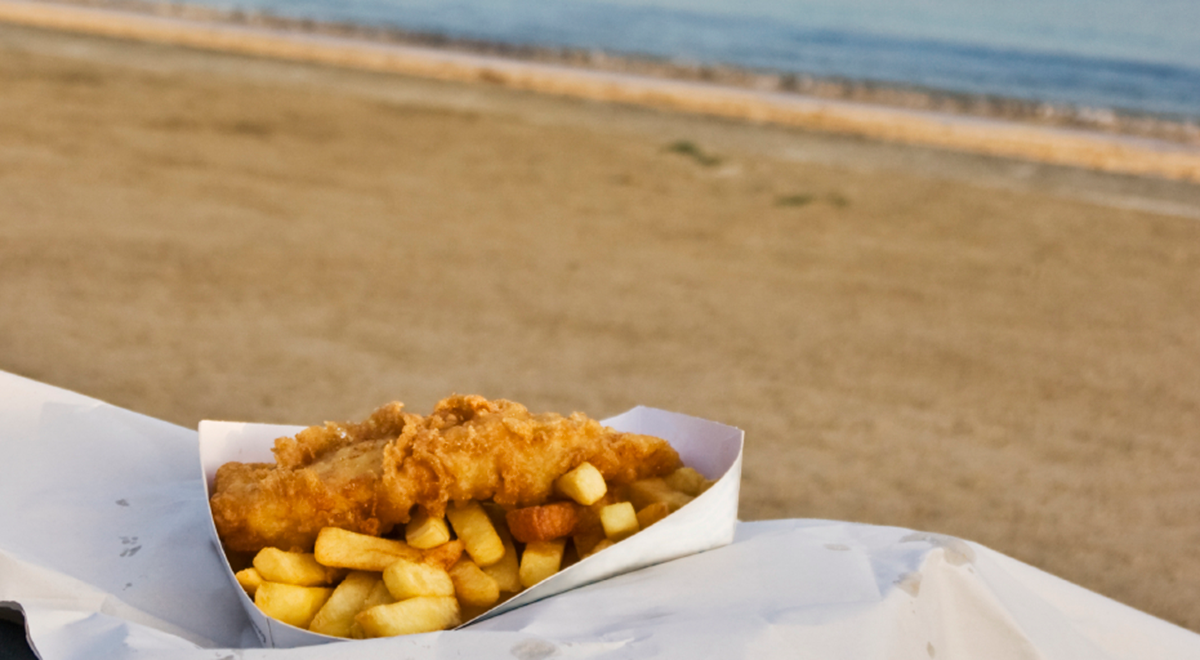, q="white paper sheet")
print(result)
[2,370,1199,660]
